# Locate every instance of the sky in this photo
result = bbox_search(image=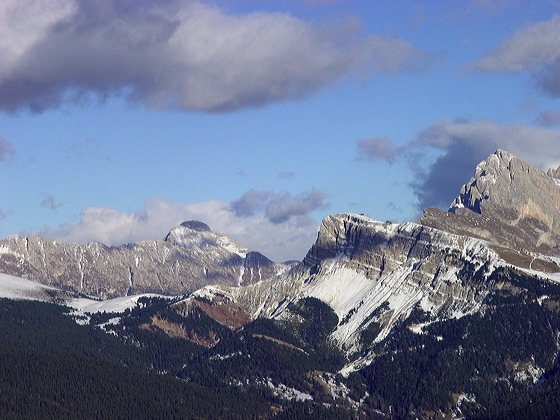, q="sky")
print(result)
[1,0,560,262]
